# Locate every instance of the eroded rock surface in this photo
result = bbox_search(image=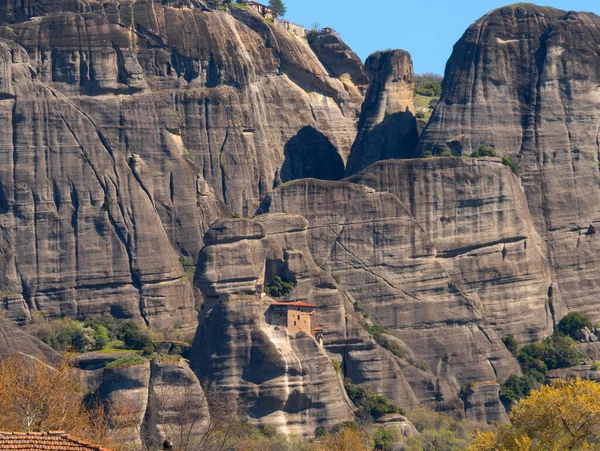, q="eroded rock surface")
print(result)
[258,178,520,406]
[191,215,355,436]
[347,158,558,342]
[462,382,509,424]
[345,50,419,176]
[77,354,207,449]
[418,4,600,322]
[0,0,363,325]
